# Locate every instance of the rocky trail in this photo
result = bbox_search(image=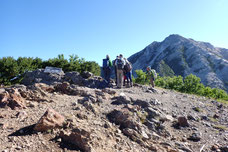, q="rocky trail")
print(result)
[0,69,227,152]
